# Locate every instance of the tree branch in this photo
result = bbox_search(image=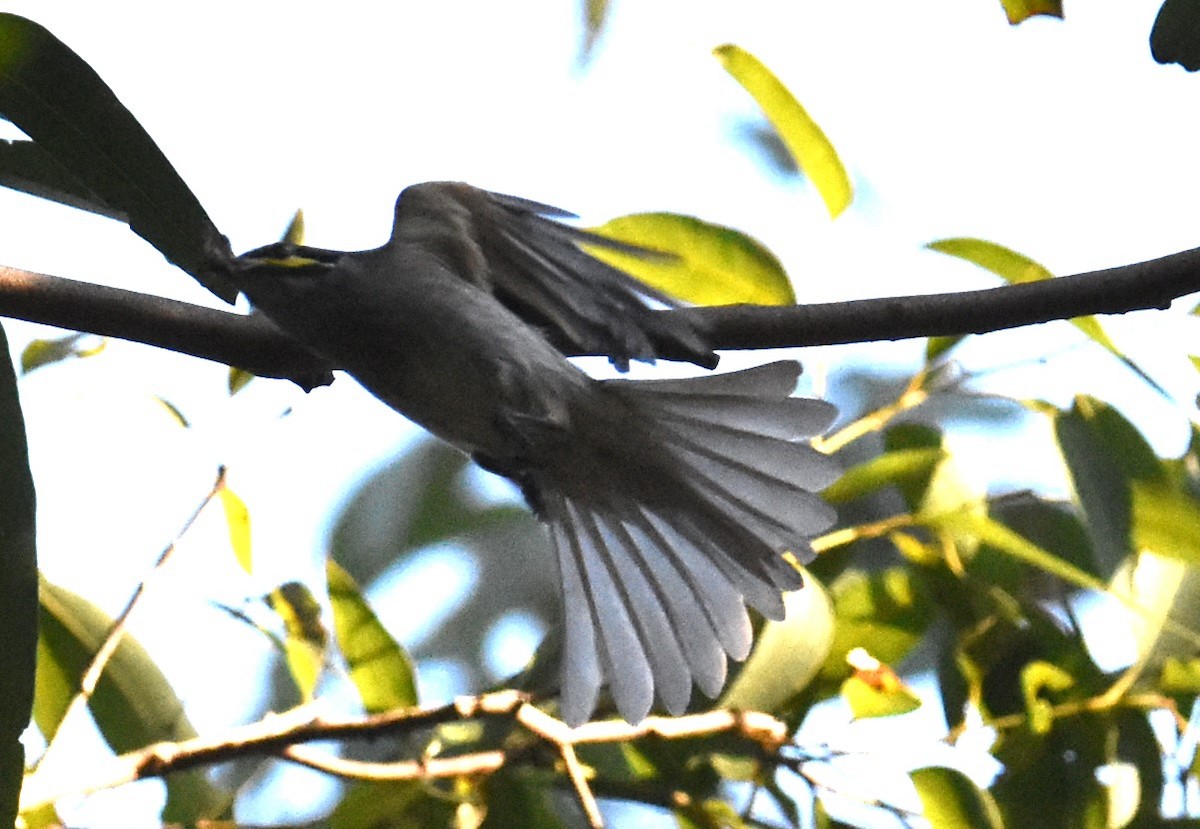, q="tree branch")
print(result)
[0,266,334,389]
[18,689,790,828]
[3,244,1199,390]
